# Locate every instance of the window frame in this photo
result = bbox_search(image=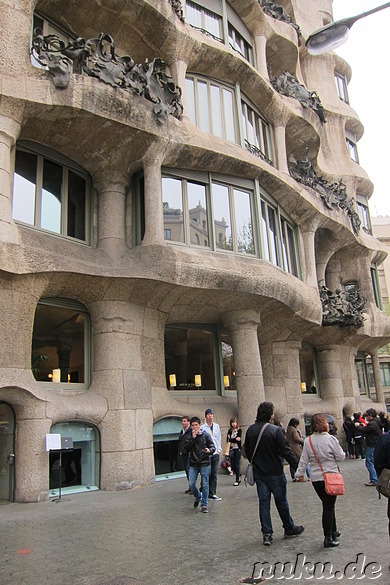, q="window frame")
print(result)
[371,264,383,309]
[356,194,372,235]
[32,297,91,391]
[12,141,92,245]
[334,72,349,104]
[345,131,359,163]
